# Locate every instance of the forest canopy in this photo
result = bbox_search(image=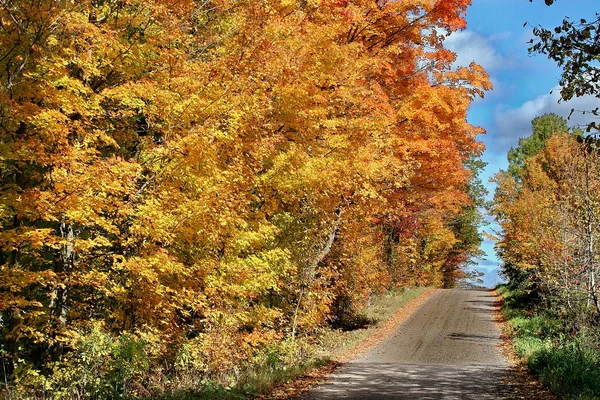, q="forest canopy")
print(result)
[0,1,489,398]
